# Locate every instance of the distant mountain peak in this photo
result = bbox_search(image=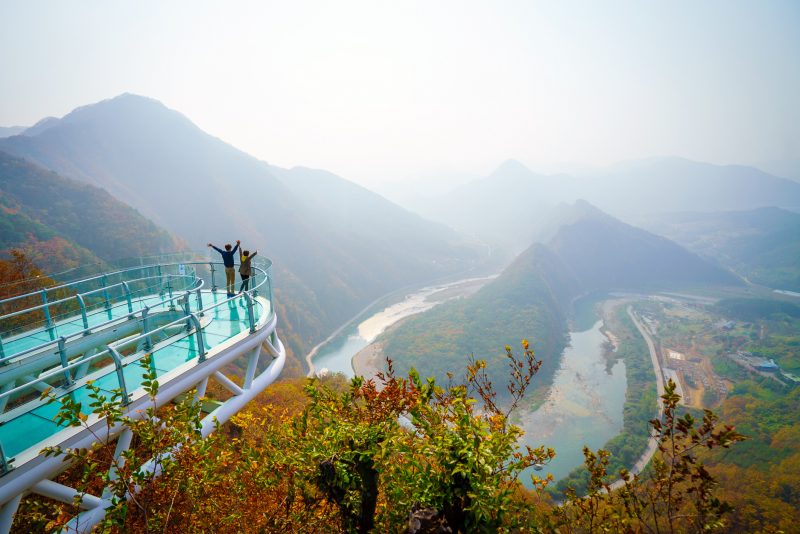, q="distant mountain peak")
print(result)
[571,198,603,215]
[489,159,535,179]
[542,202,742,291]
[61,93,179,122]
[22,116,59,136]
[13,94,193,143]
[535,200,610,243]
